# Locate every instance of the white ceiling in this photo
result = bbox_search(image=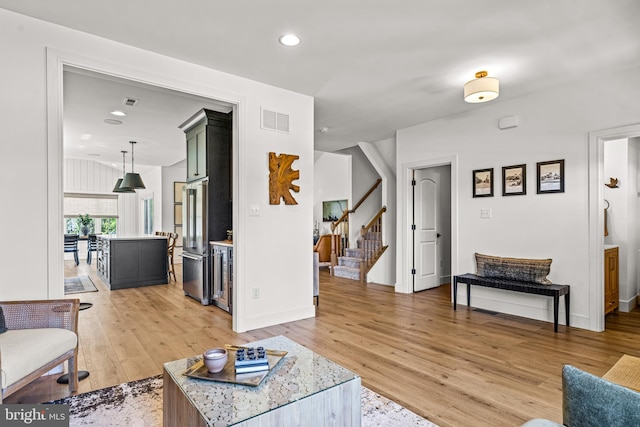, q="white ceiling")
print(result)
[2,1,640,167]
